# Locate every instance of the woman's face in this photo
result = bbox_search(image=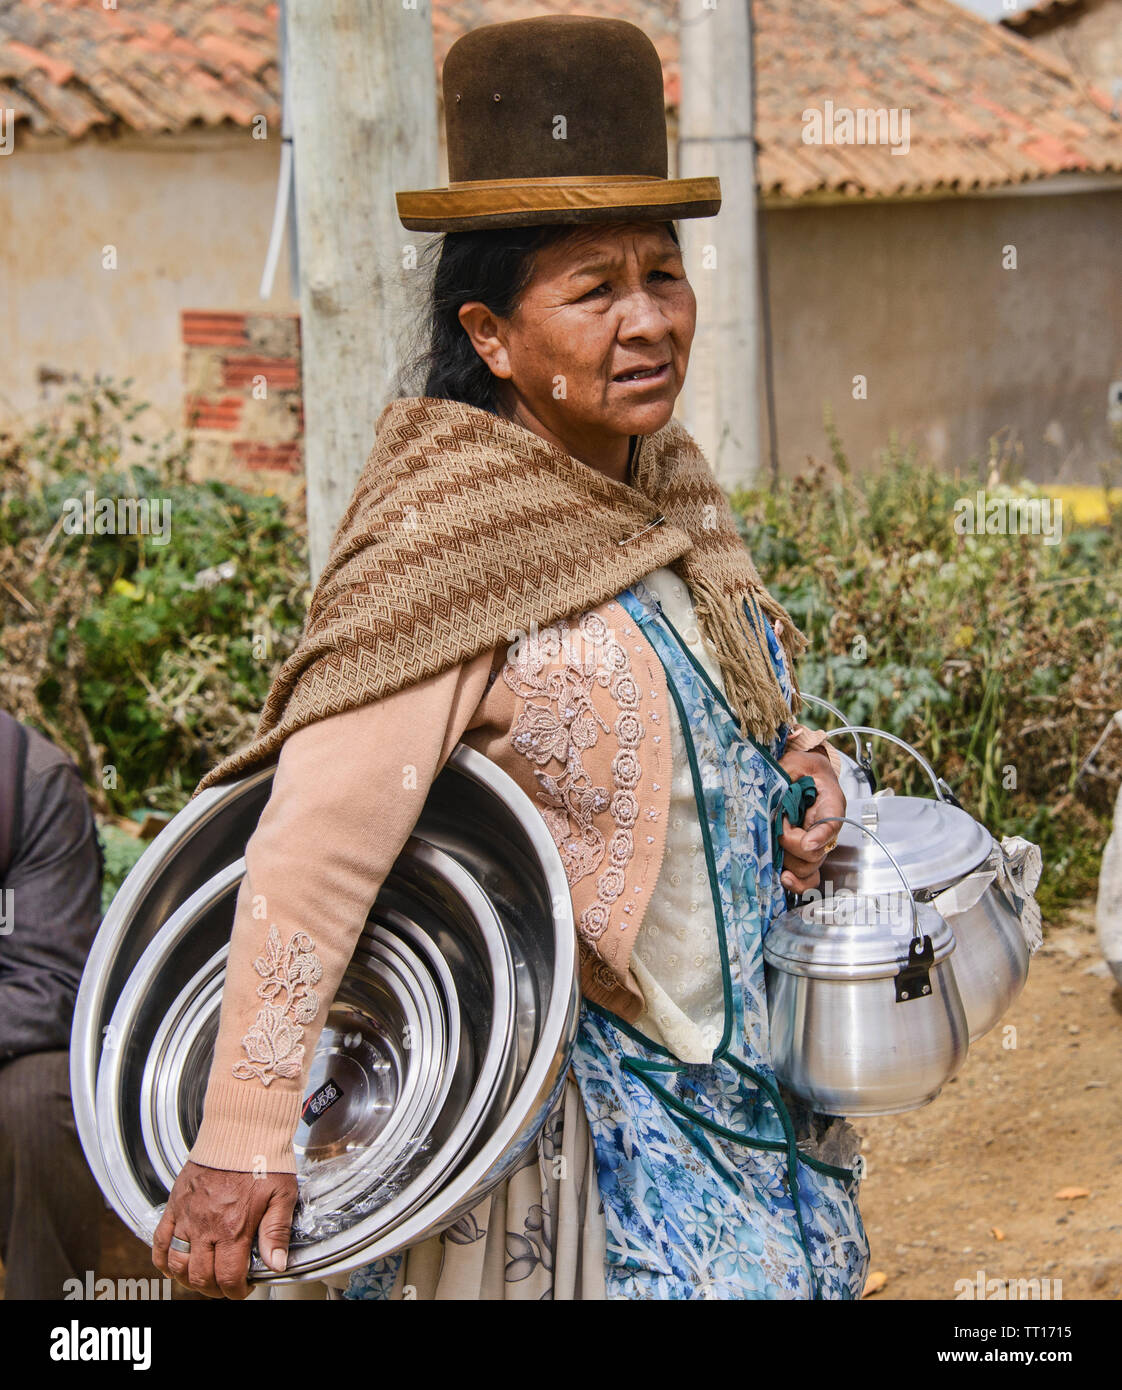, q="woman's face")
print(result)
[458,222,696,478]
